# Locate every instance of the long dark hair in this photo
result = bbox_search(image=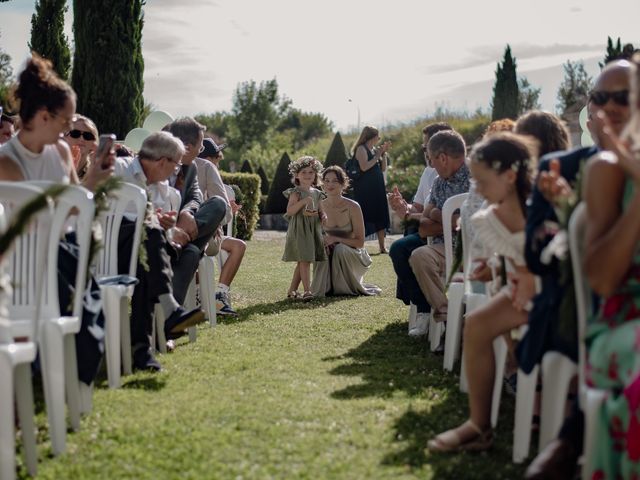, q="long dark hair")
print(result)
[15,54,75,126]
[470,132,536,216]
